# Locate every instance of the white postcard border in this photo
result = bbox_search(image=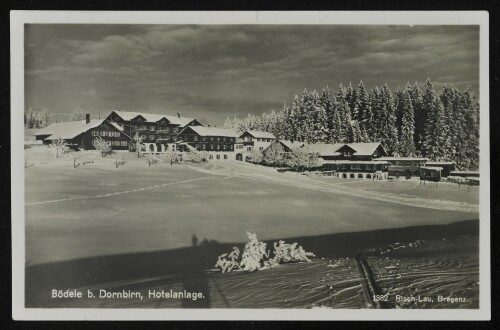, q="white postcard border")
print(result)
[11,10,490,321]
